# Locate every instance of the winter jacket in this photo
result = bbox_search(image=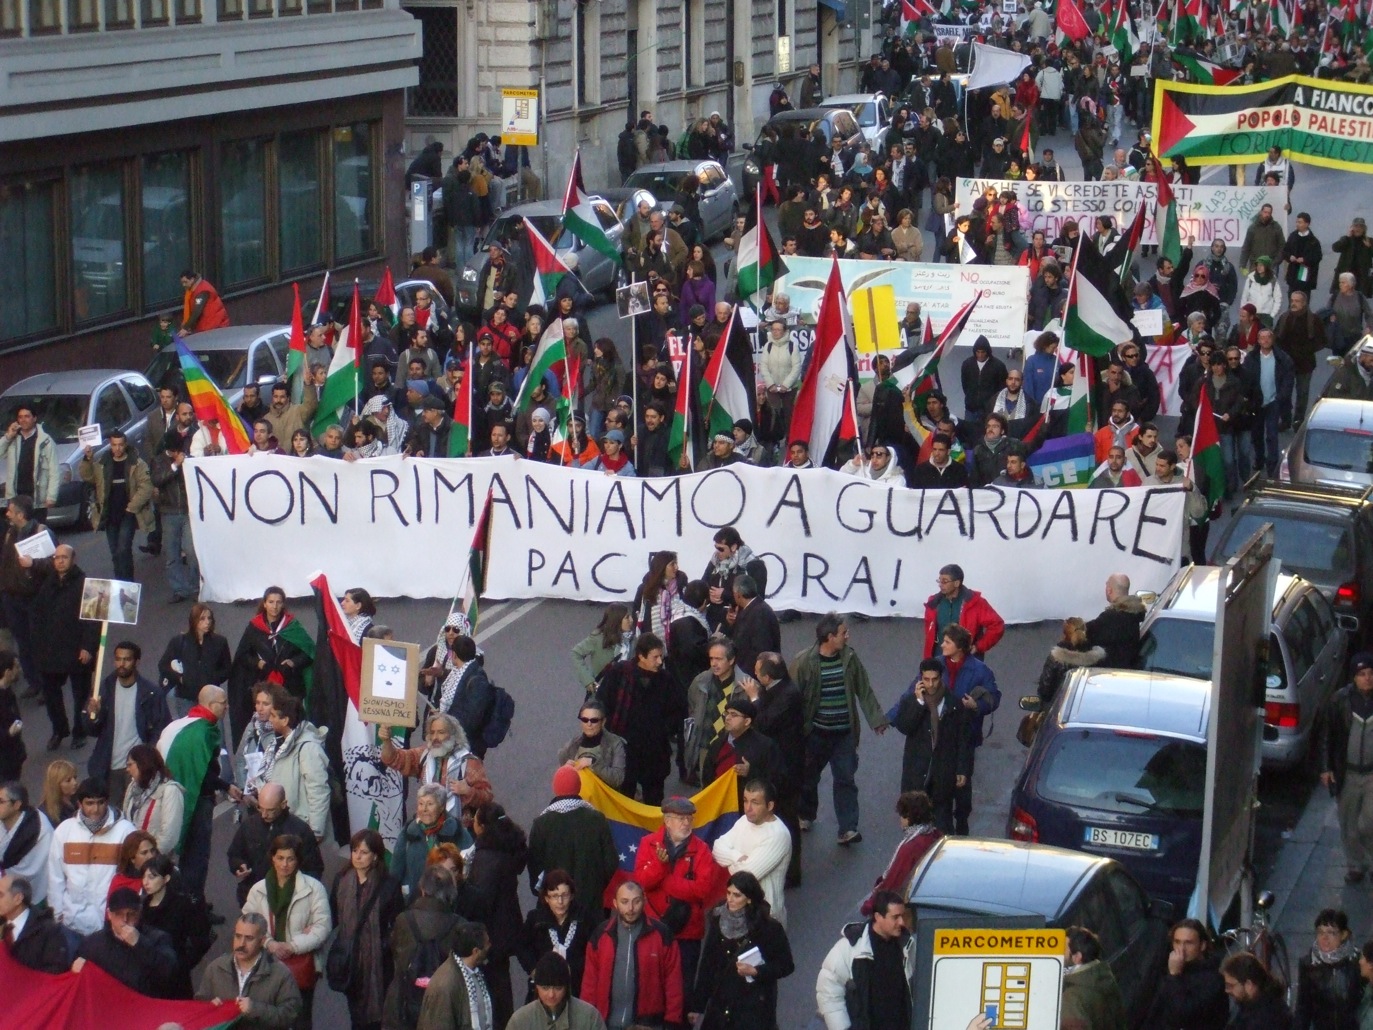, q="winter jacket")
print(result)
[122,776,185,855]
[1325,359,1373,403]
[516,903,589,1000]
[1294,952,1361,1030]
[242,872,332,969]
[889,689,974,800]
[1085,595,1147,668]
[435,660,495,756]
[77,921,177,996]
[467,832,527,961]
[196,951,303,1029]
[938,654,1001,746]
[1036,644,1106,706]
[1241,218,1288,273]
[264,721,332,840]
[157,631,231,703]
[580,916,684,1026]
[1227,990,1295,1030]
[389,815,472,900]
[760,339,803,391]
[1144,952,1229,1029]
[791,645,888,743]
[383,897,465,1028]
[1060,958,1128,1030]
[690,906,794,1029]
[7,905,69,973]
[860,827,942,917]
[82,672,168,782]
[1275,308,1327,376]
[527,801,619,926]
[921,587,1005,659]
[1333,233,1373,296]
[1243,346,1296,421]
[0,426,59,507]
[556,731,627,789]
[815,921,916,1030]
[631,825,727,942]
[30,560,99,675]
[46,806,136,935]
[507,998,606,1030]
[226,809,325,907]
[77,451,154,533]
